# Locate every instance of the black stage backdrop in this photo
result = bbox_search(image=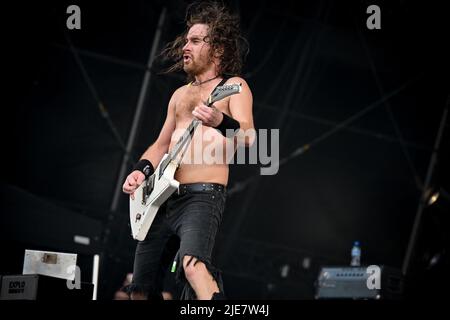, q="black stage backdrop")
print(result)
[2,0,449,300]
